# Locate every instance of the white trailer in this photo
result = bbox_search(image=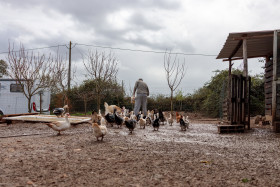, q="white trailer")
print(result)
[0,79,50,115]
